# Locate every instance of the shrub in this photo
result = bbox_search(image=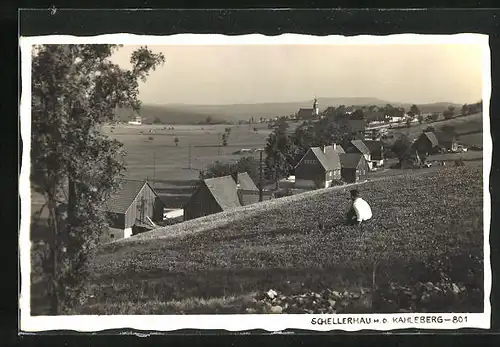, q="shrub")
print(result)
[329,179,345,187]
